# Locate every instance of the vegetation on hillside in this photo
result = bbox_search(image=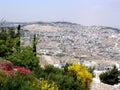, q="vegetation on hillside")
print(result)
[100,66,120,85]
[7,46,39,70]
[0,27,19,57]
[0,24,93,90]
